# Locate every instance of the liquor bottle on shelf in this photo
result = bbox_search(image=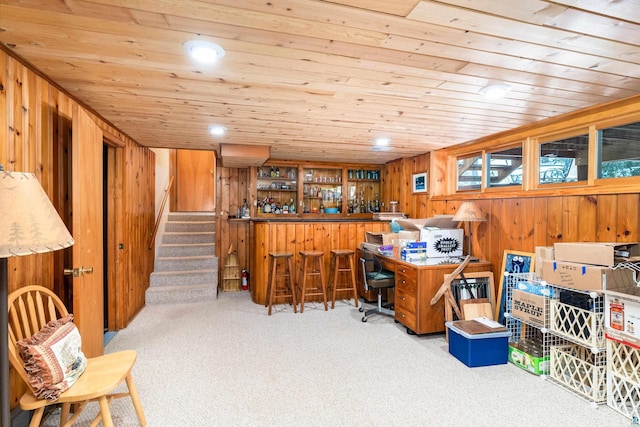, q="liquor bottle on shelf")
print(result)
[289,198,296,214]
[241,198,250,218]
